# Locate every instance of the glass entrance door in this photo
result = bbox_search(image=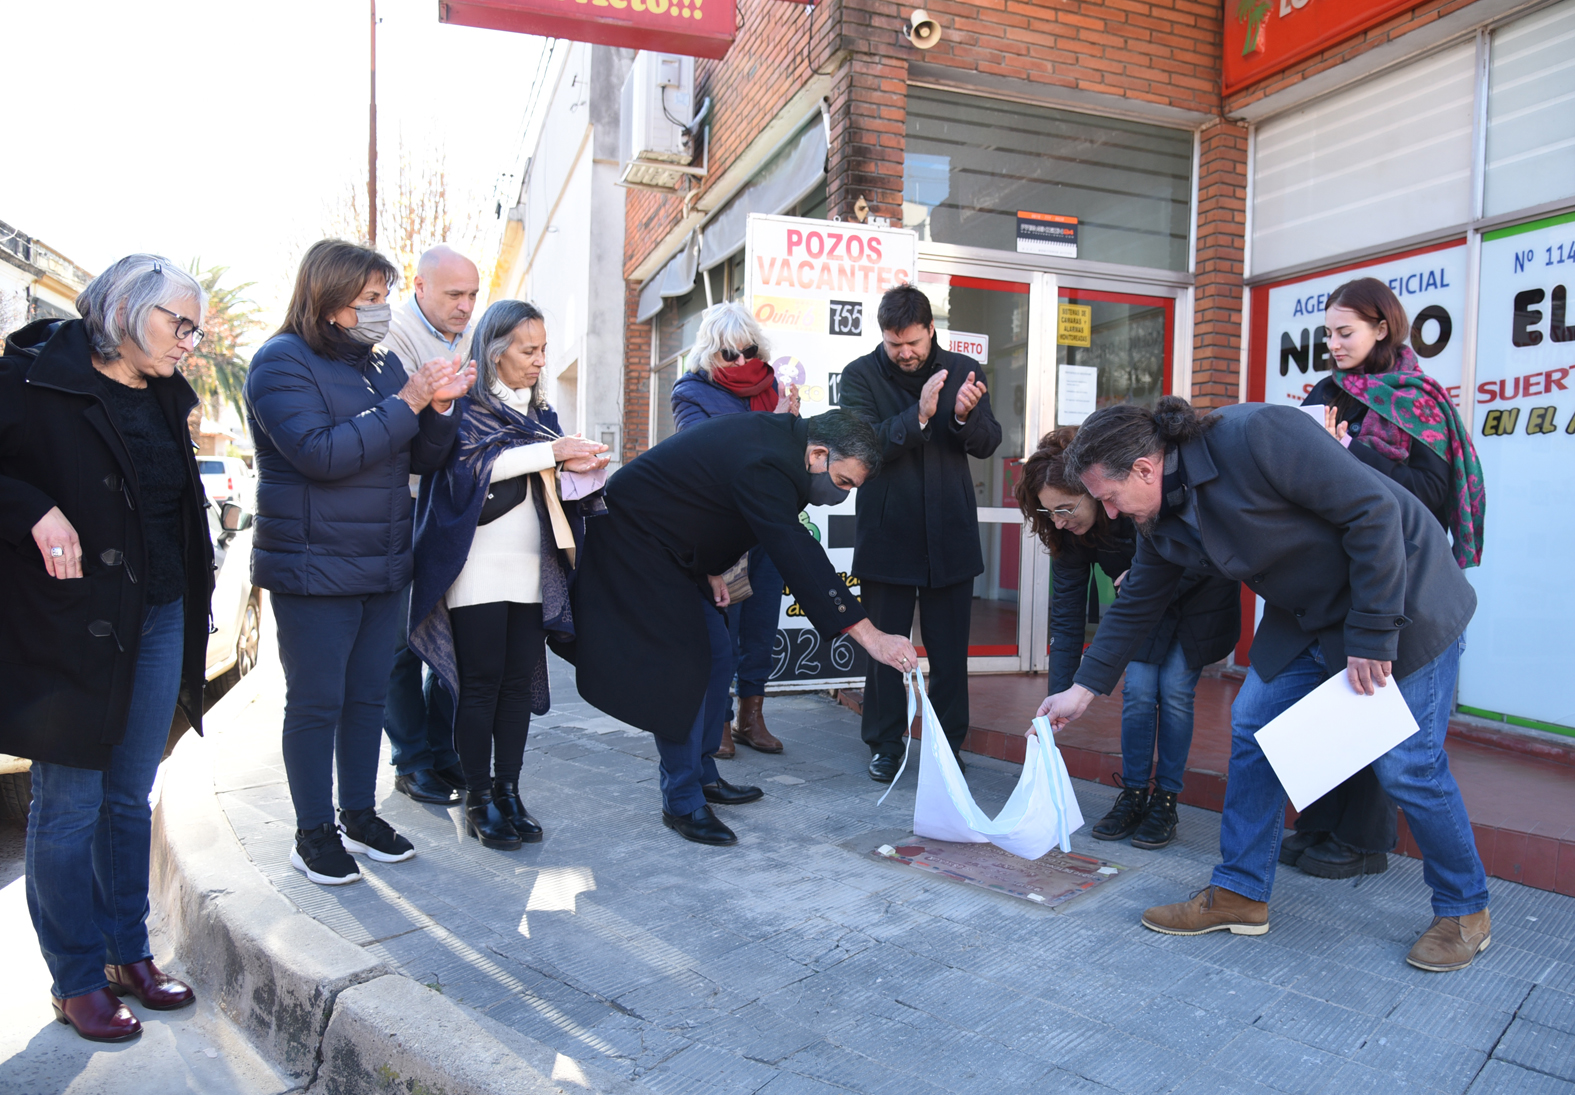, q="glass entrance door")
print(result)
[916,273,1032,669]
